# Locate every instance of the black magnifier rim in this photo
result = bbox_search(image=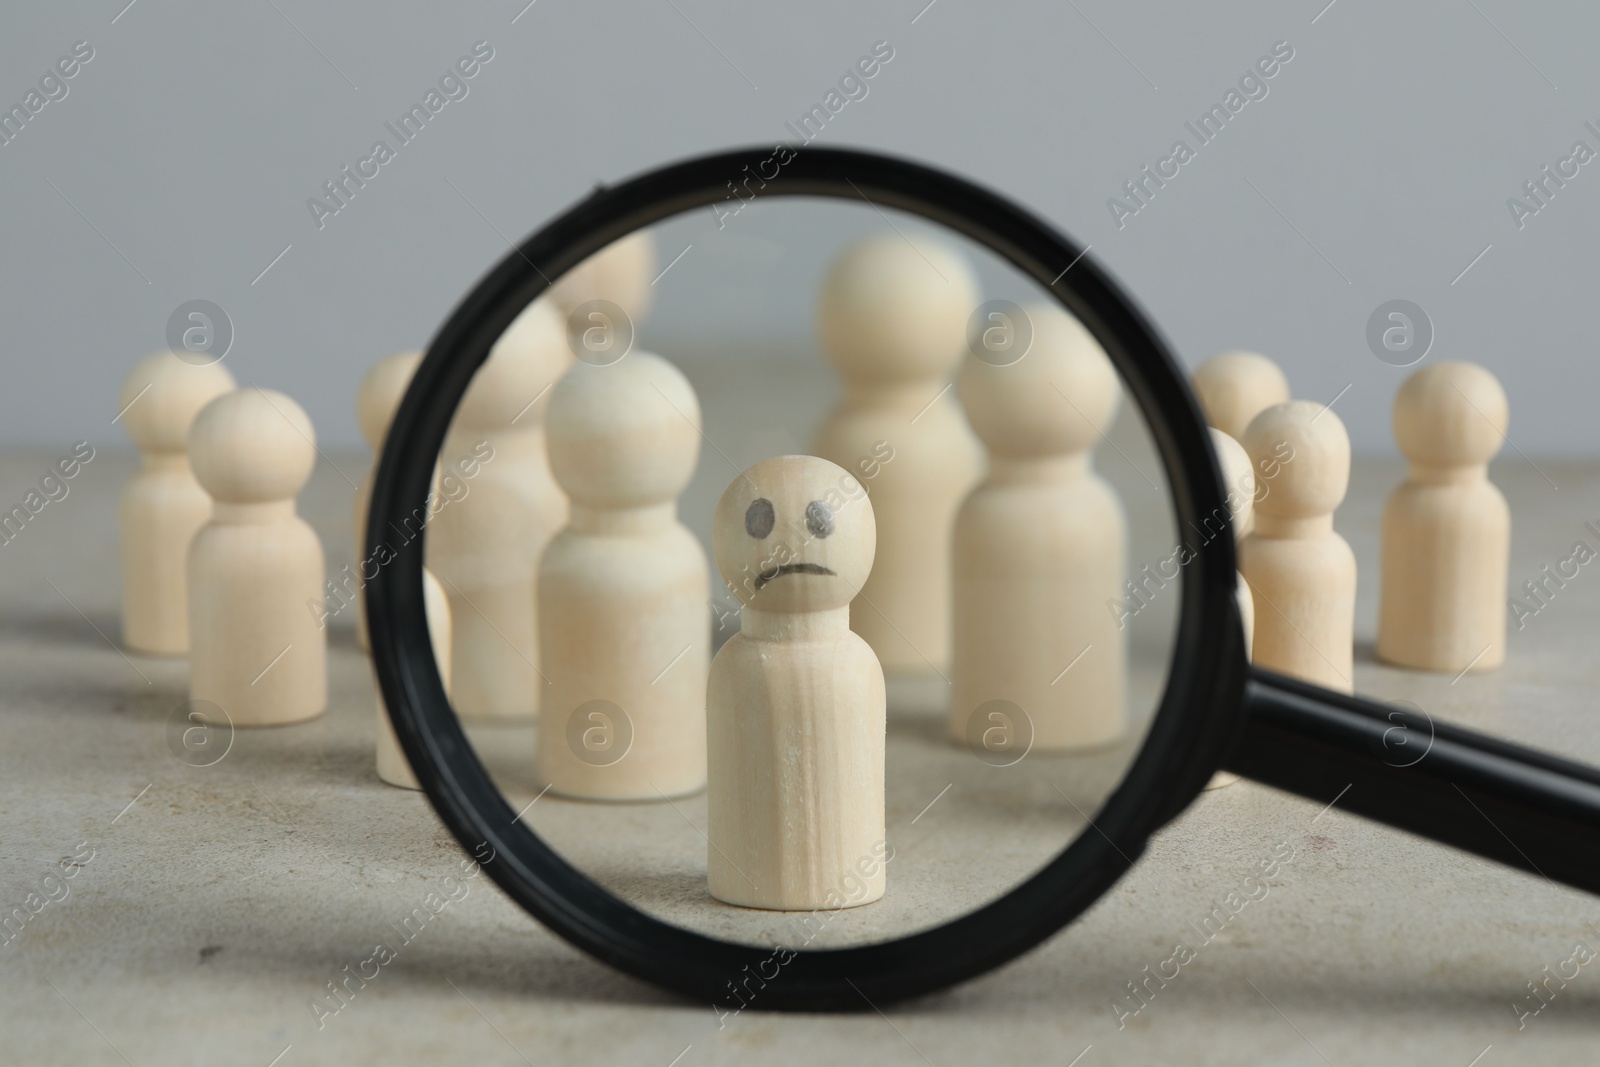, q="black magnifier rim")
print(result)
[368,145,1248,1011]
